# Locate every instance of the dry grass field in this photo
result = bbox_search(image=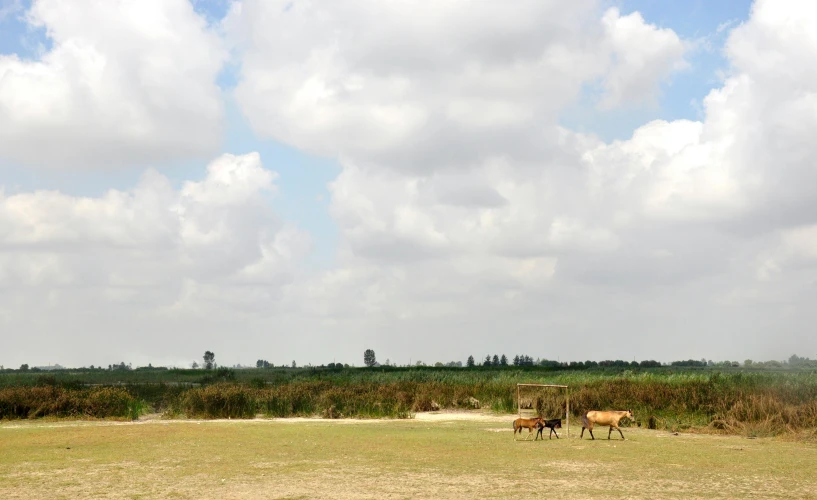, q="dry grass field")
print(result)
[2,412,816,499]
